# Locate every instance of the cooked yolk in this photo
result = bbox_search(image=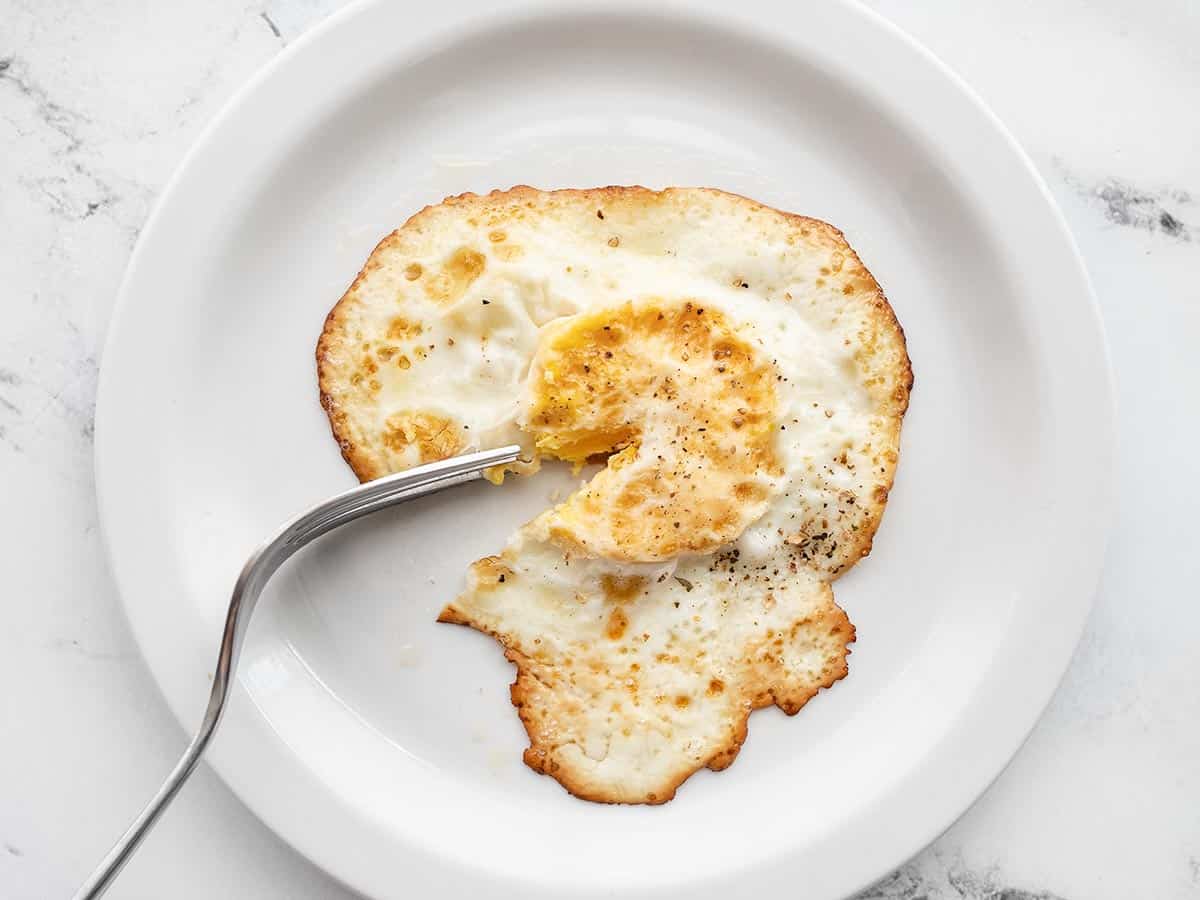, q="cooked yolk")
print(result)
[524,300,781,562]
